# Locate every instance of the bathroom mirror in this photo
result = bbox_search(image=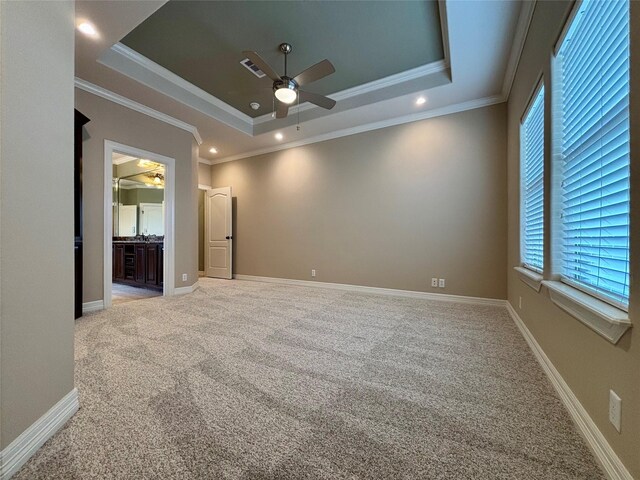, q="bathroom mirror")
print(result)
[112,162,165,237]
